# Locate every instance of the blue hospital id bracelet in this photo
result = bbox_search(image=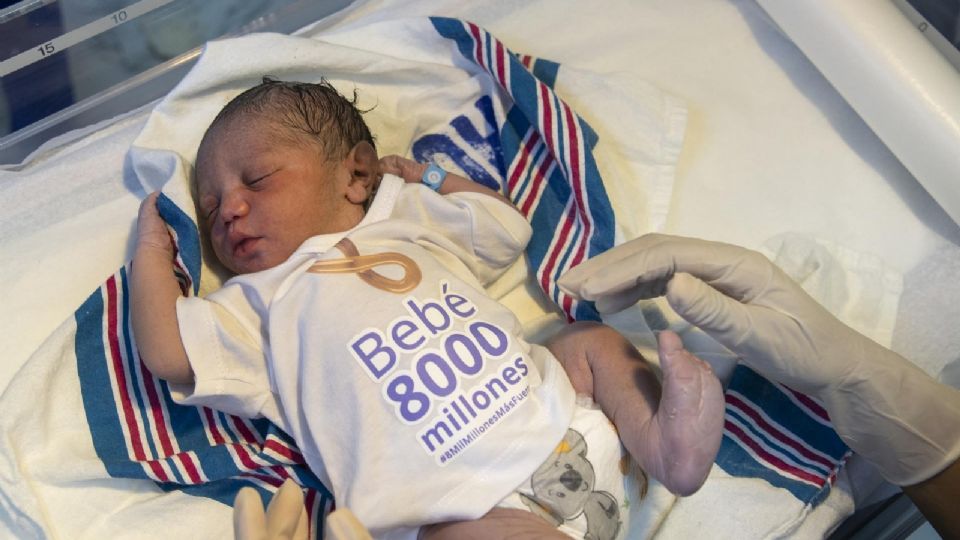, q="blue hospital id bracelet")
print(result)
[421,162,447,192]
